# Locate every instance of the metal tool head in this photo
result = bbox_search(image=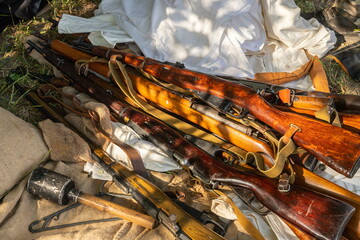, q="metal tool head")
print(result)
[27,167,78,205]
